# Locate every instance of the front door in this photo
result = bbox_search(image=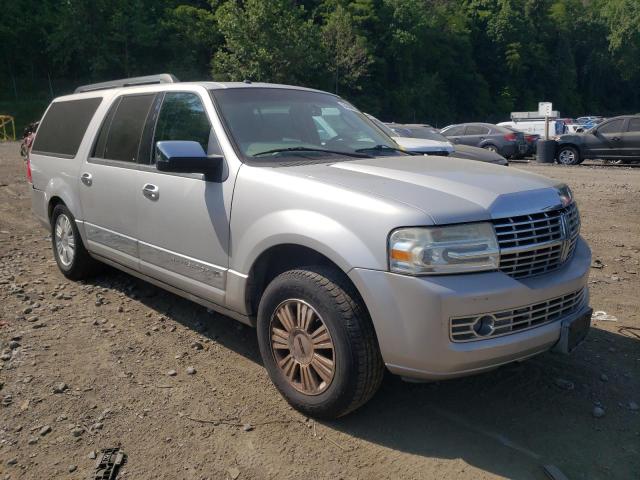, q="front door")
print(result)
[136,91,232,305]
[621,117,640,159]
[586,118,626,159]
[79,93,157,270]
